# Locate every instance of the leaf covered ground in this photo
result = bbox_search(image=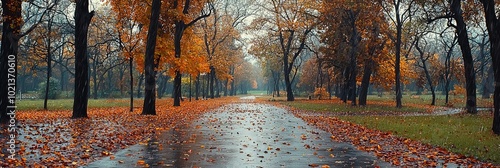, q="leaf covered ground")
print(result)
[0,97,237,167]
[262,99,498,167]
